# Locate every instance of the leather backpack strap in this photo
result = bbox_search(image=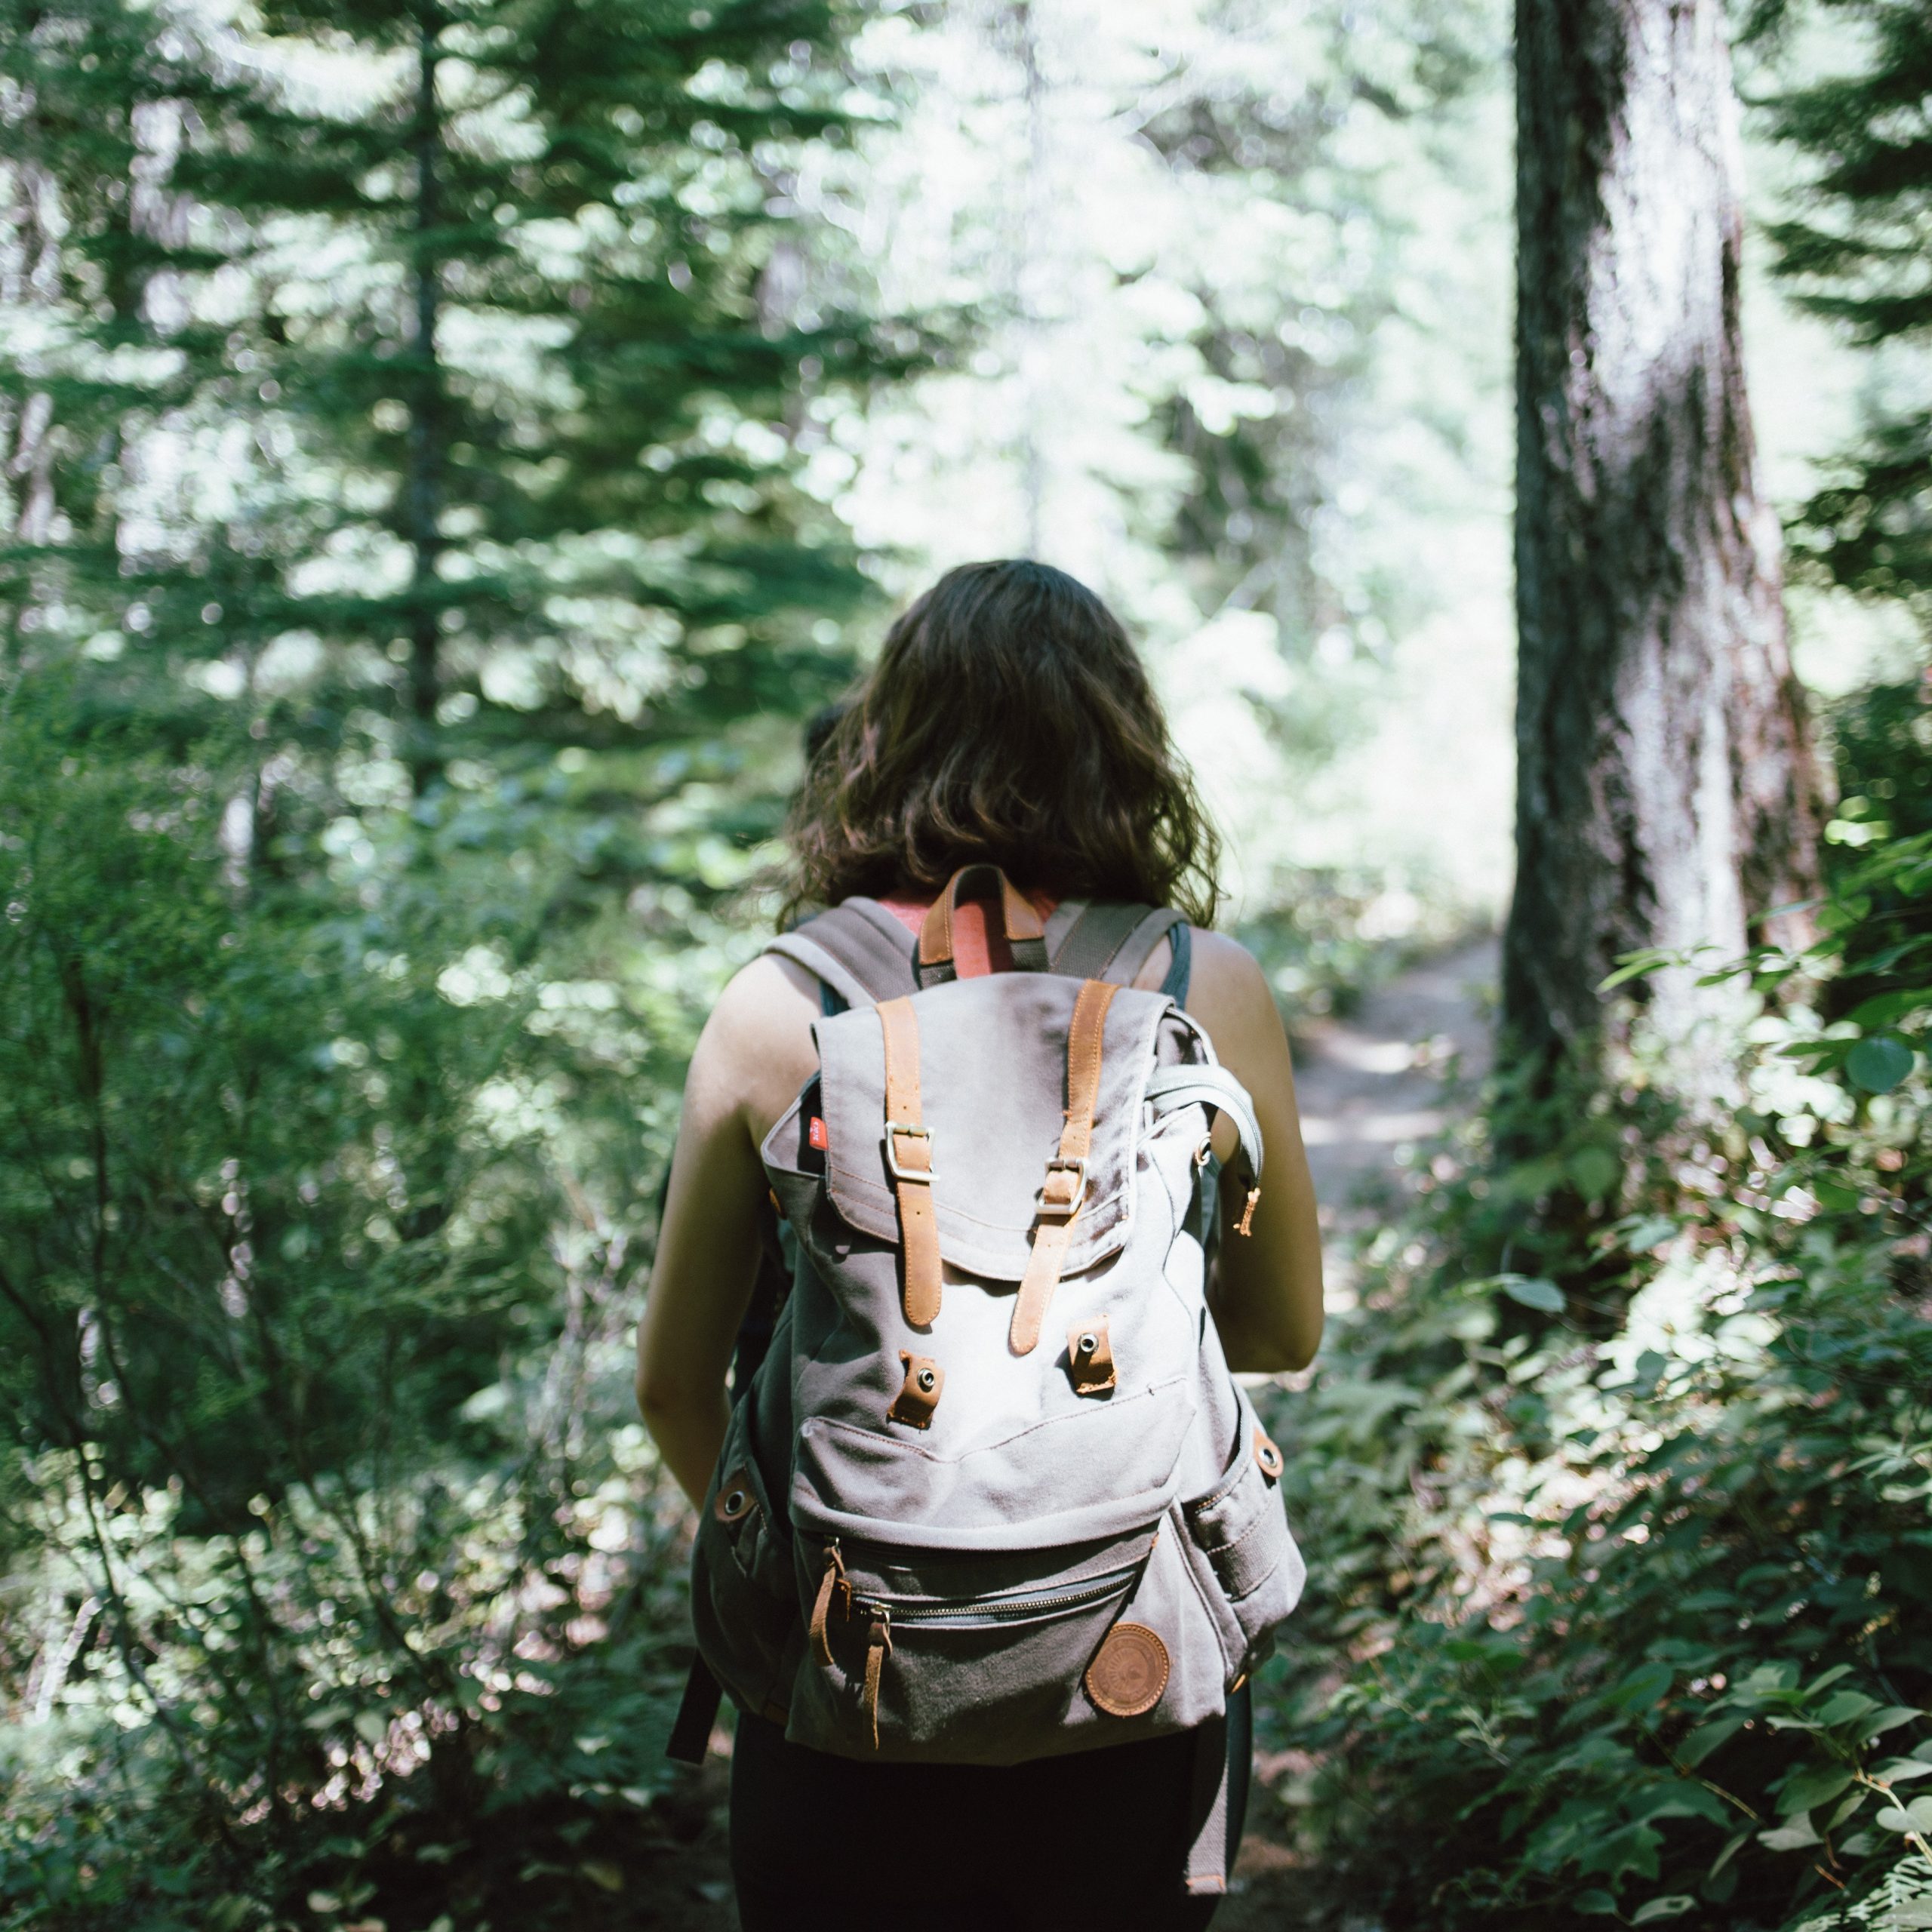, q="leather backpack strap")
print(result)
[915,863,1048,987]
[877,996,942,1327]
[765,898,918,1010]
[1010,978,1116,1354]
